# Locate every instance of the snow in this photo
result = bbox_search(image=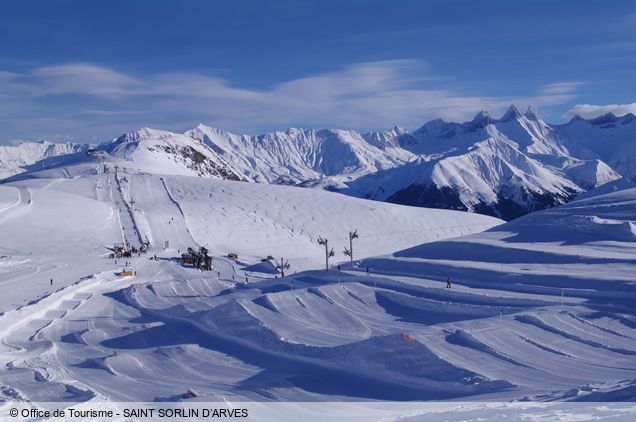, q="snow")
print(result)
[344,107,626,218]
[0,112,635,407]
[2,107,633,222]
[557,113,636,177]
[187,124,415,185]
[103,128,248,181]
[150,175,499,269]
[0,141,88,180]
[0,148,635,404]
